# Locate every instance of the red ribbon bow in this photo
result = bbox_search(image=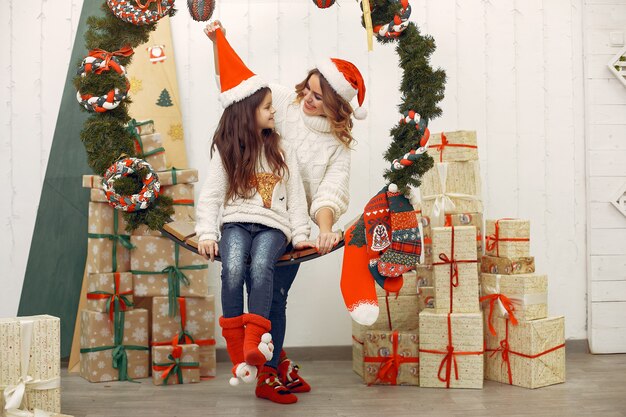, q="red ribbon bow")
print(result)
[485,218,530,257]
[363,331,419,385]
[135,0,164,14]
[430,132,479,162]
[479,293,518,336]
[86,272,132,322]
[88,46,134,74]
